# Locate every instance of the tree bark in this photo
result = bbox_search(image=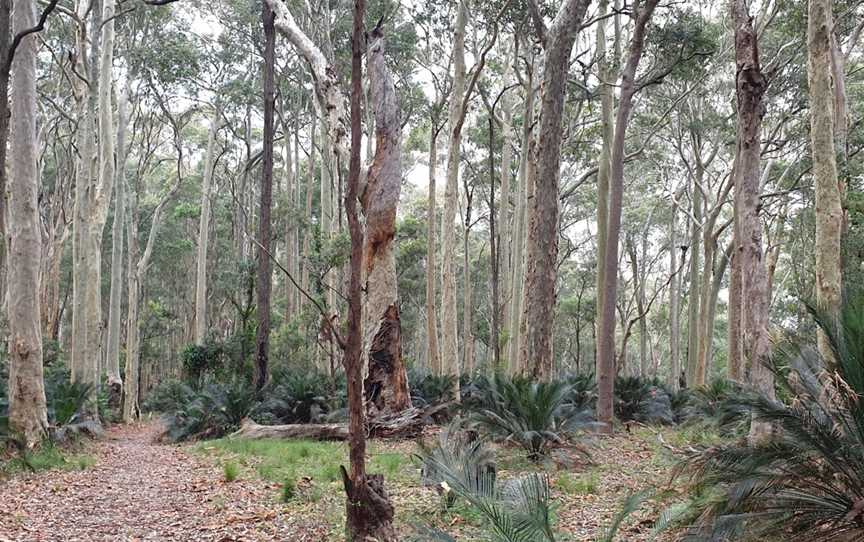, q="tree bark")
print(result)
[105,83,128,407]
[462,187,474,375]
[594,0,614,373]
[520,0,592,379]
[361,30,411,415]
[685,175,702,386]
[808,0,843,359]
[497,80,514,371]
[255,2,276,391]
[596,0,659,431]
[194,104,220,345]
[7,0,48,448]
[508,56,535,374]
[342,3,396,536]
[71,0,106,421]
[440,0,467,392]
[426,121,441,375]
[732,0,775,445]
[668,206,681,390]
[0,2,11,310]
